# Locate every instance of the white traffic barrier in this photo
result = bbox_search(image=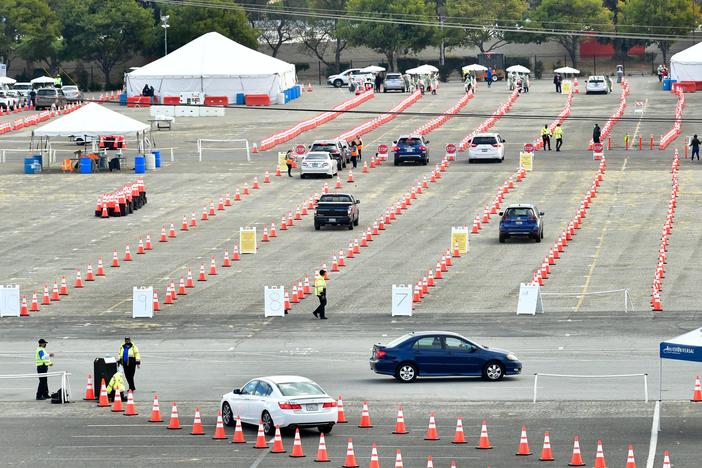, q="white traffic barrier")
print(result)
[133,286,154,318]
[197,139,250,162]
[517,283,543,315]
[0,371,72,403]
[0,284,20,317]
[391,284,413,316]
[540,288,634,313]
[264,286,286,317]
[533,372,648,403]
